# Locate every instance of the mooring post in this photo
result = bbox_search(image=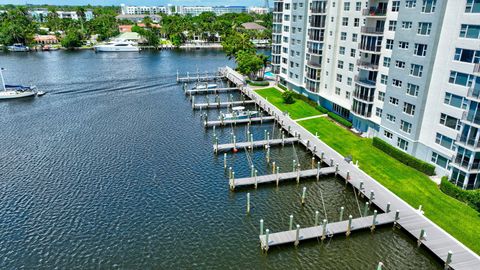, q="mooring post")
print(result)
[276,166,280,186]
[316,161,321,181]
[281,132,285,146]
[191,95,195,108]
[321,219,327,240]
[346,170,350,180]
[418,229,425,247]
[288,126,291,134]
[250,165,254,177]
[228,167,232,179]
[377,262,384,270]
[250,134,254,149]
[264,130,267,141]
[330,158,334,167]
[335,163,339,176]
[363,202,369,217]
[267,132,270,146]
[445,251,452,270]
[292,159,296,172]
[313,145,317,153]
[311,157,315,169]
[359,181,364,191]
[369,190,375,204]
[339,206,344,221]
[371,210,378,231]
[386,202,391,213]
[229,171,235,190]
[254,169,258,189]
[264,229,269,251]
[223,153,227,169]
[321,151,325,161]
[315,211,319,226]
[289,215,293,230]
[346,215,352,236]
[301,186,307,205]
[272,161,276,174]
[307,140,310,148]
[296,163,301,183]
[246,193,251,214]
[295,224,300,246]
[266,147,270,163]
[213,125,216,138]
[394,210,400,226]
[214,136,218,154]
[233,135,237,150]
[260,219,264,235]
